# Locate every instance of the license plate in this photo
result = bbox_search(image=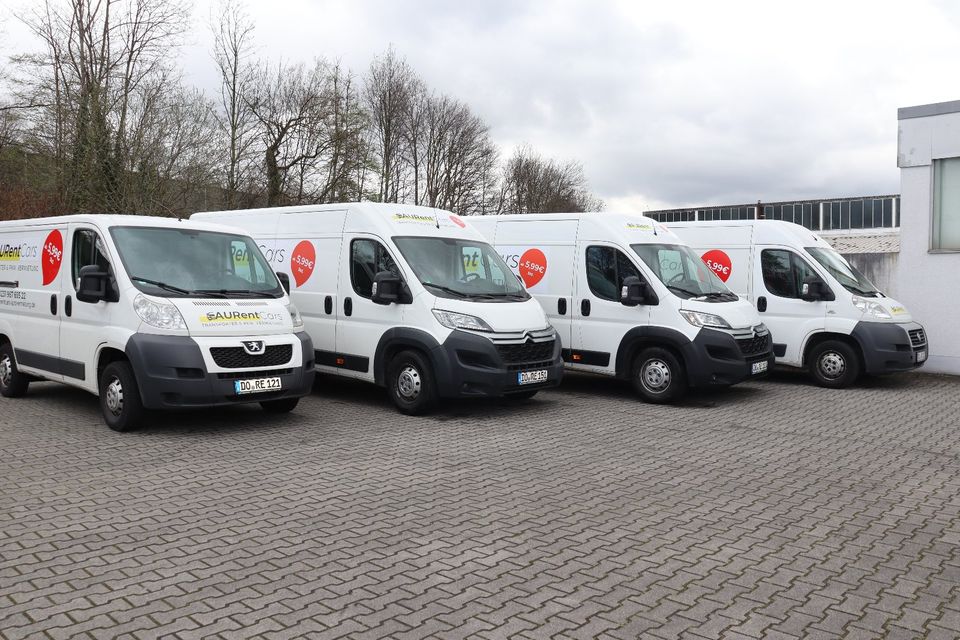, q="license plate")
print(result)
[518,370,548,385]
[234,376,282,395]
[917,350,927,363]
[751,360,768,375]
